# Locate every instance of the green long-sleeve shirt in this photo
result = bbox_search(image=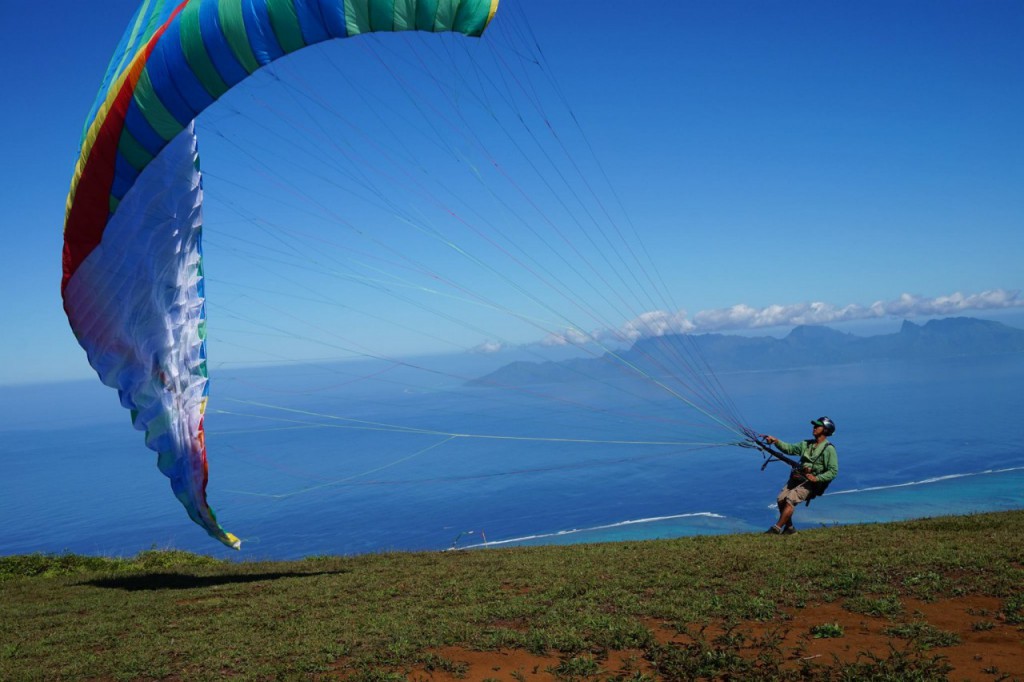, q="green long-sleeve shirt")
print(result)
[774,439,838,483]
